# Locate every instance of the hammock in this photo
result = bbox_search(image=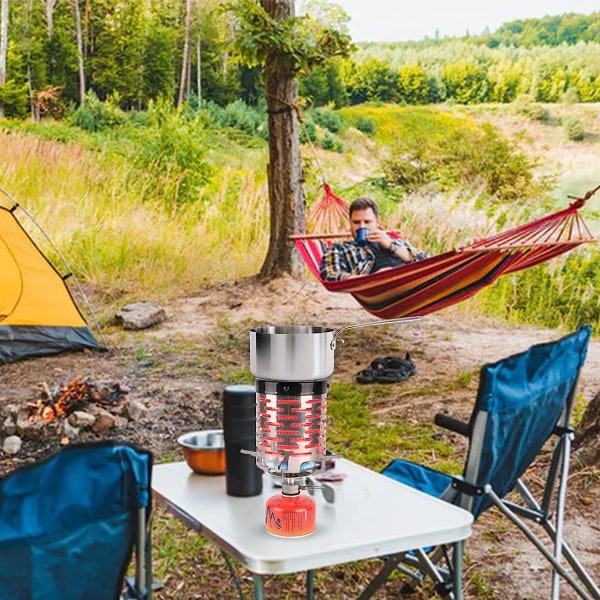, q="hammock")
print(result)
[293,184,597,320]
